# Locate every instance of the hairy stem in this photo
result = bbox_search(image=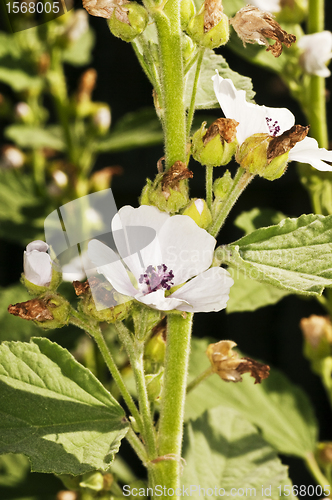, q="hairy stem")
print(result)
[186,366,213,393]
[186,48,204,138]
[206,165,214,211]
[305,452,330,487]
